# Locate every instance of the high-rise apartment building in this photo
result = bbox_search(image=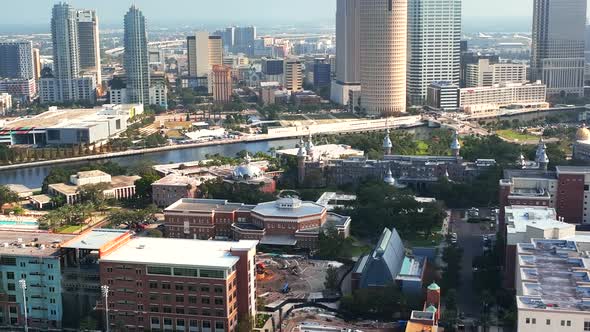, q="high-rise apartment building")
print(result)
[124,5,150,104]
[359,0,407,116]
[76,9,101,85]
[331,0,361,106]
[466,59,527,87]
[407,0,461,106]
[211,65,233,103]
[51,3,80,102]
[284,58,303,92]
[531,0,586,97]
[0,41,34,79]
[313,58,332,88]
